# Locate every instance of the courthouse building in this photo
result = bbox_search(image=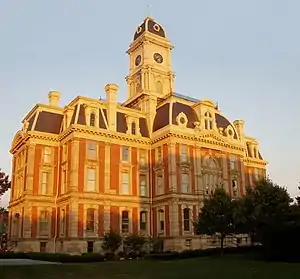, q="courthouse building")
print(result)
[9,16,267,253]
